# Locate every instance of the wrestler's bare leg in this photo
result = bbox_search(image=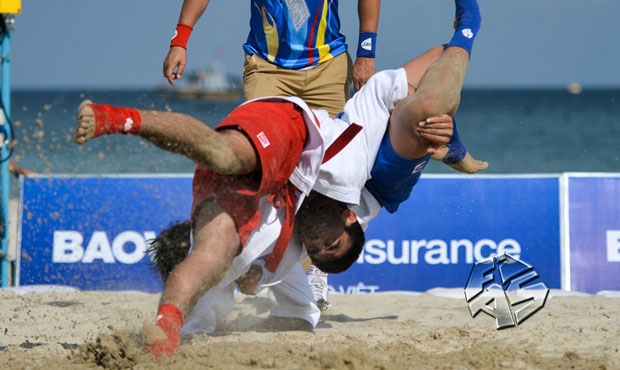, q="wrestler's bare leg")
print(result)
[389,47,469,160]
[147,225,315,335]
[393,44,487,173]
[389,0,481,160]
[75,100,257,175]
[160,200,241,317]
[141,199,241,355]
